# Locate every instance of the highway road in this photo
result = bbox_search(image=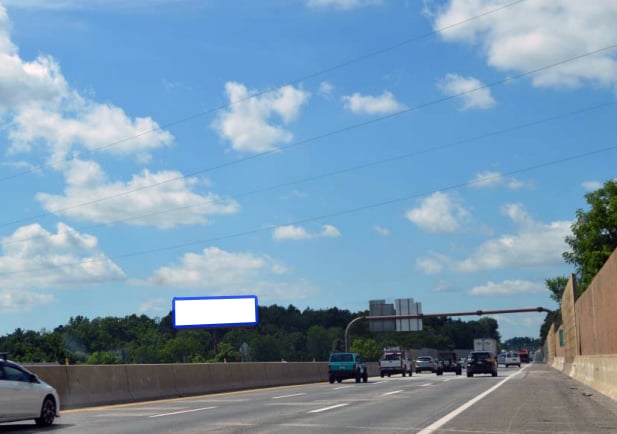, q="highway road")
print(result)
[2,363,617,433]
